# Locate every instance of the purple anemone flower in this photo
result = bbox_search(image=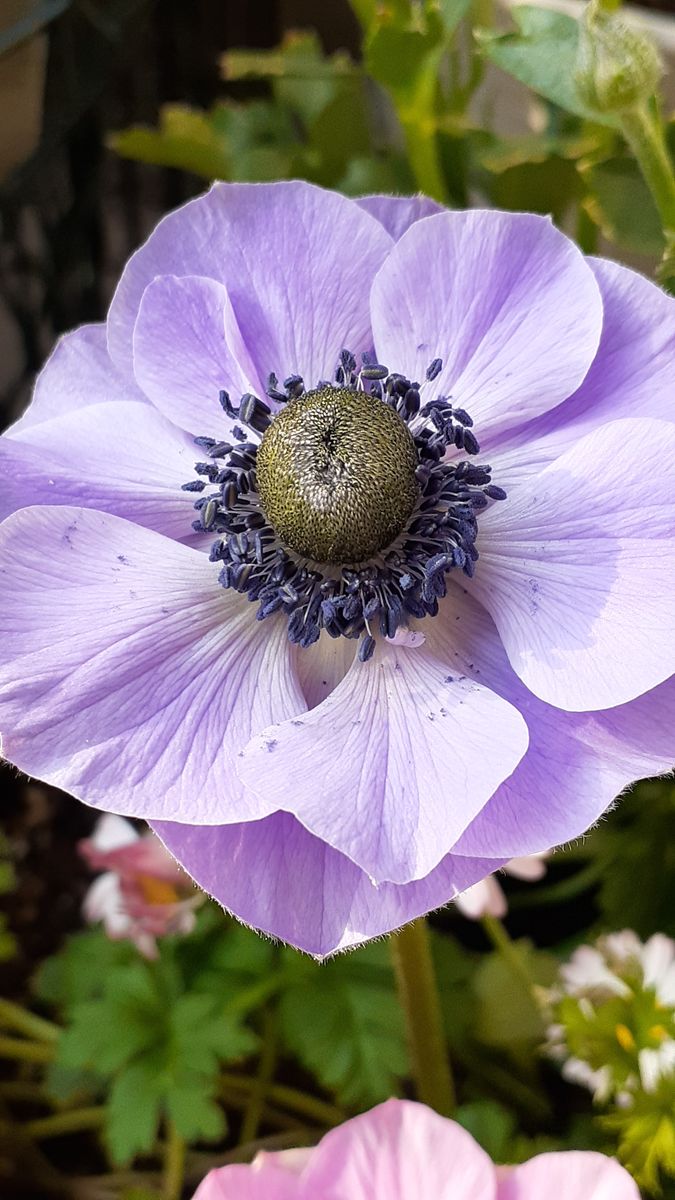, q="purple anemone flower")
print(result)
[1,182,674,956]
